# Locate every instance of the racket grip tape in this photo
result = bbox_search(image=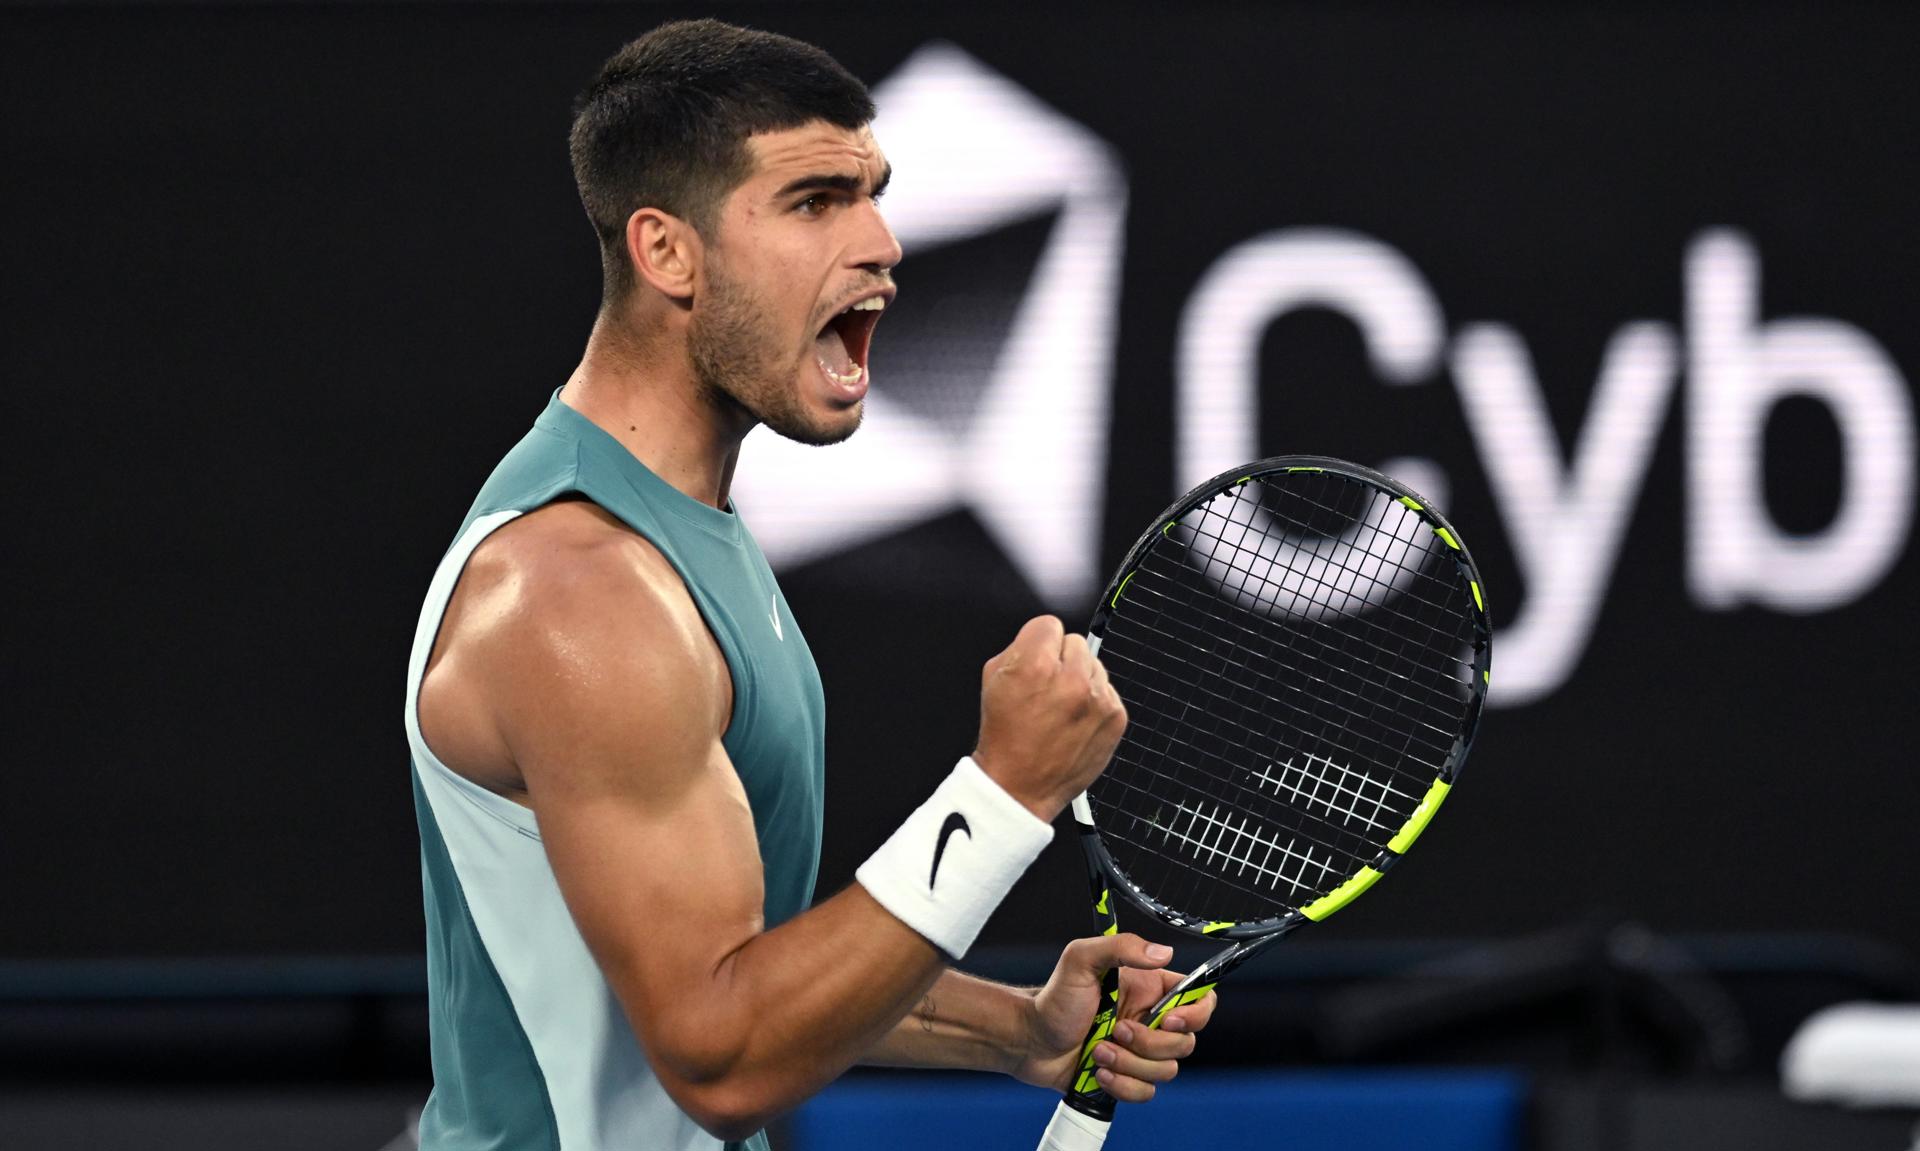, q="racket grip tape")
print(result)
[1062,817,1126,1119]
[1066,964,1122,1105]
[1036,1099,1112,1150]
